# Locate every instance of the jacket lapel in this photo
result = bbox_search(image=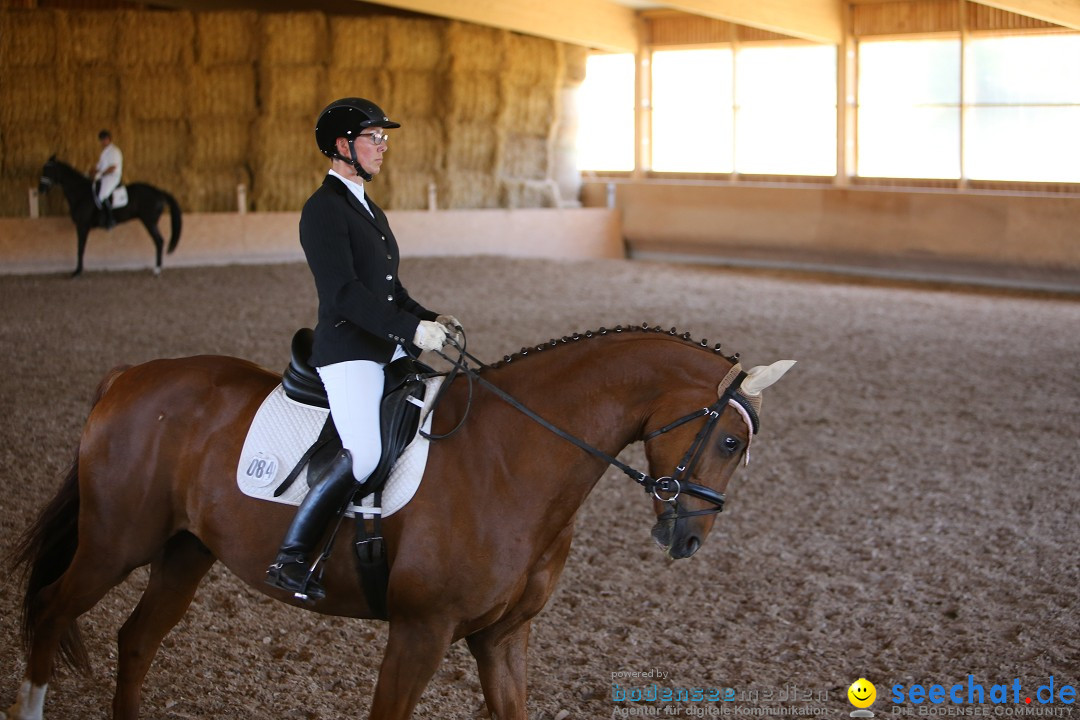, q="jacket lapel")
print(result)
[323,175,390,235]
